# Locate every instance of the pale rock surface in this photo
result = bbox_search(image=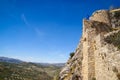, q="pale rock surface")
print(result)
[59,8,120,80]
